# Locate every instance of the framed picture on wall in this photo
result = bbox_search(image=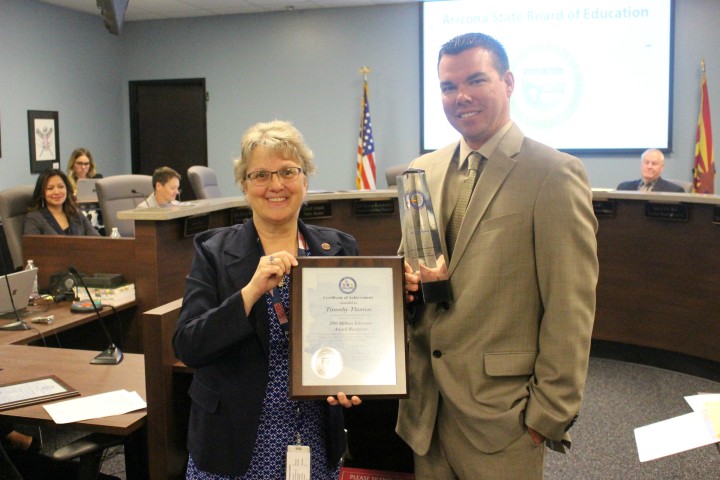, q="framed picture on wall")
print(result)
[27,110,60,173]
